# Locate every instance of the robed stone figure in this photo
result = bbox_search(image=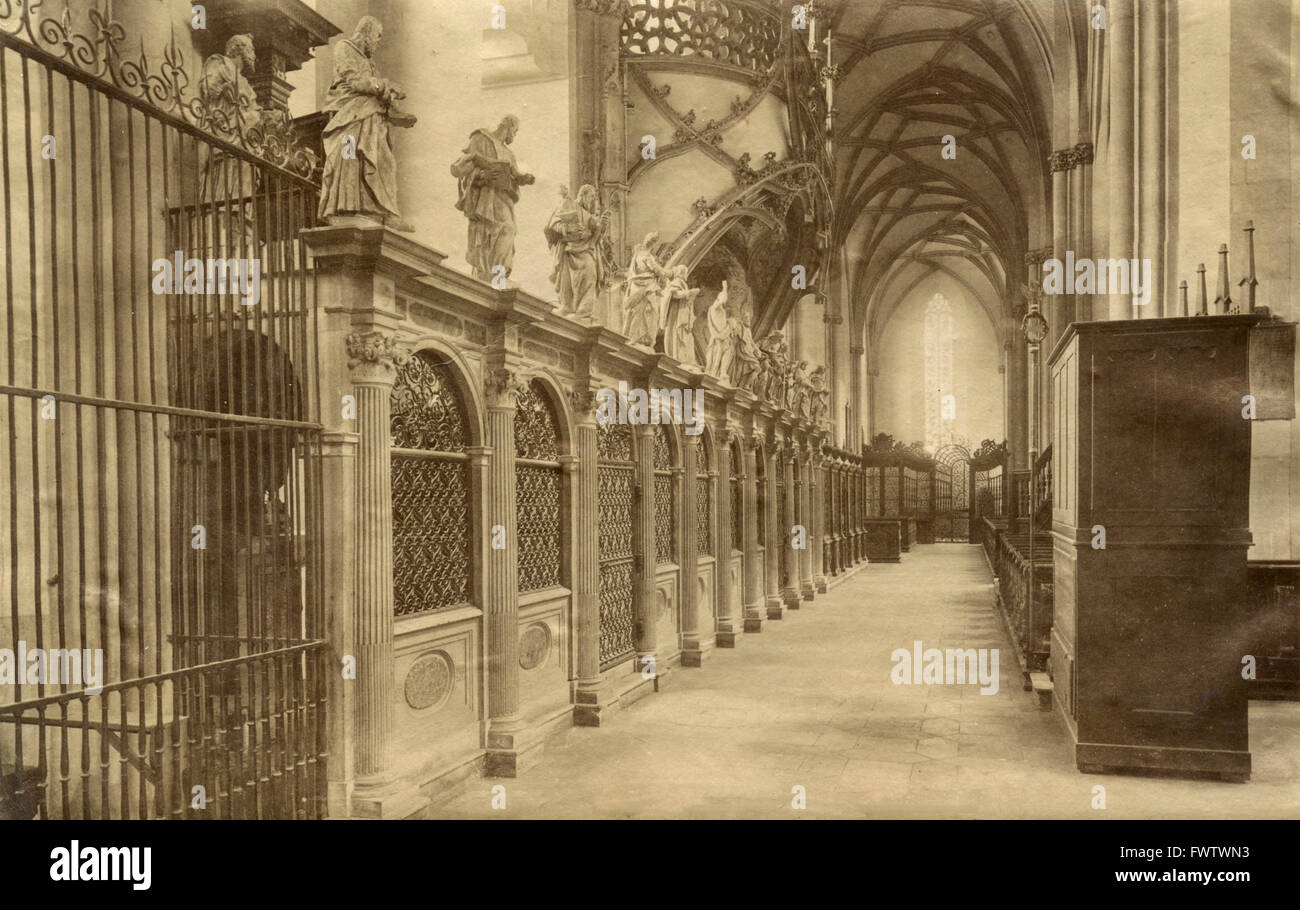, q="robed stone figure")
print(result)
[318,17,416,230]
[545,184,606,319]
[452,115,535,282]
[198,35,261,208]
[621,232,668,347]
